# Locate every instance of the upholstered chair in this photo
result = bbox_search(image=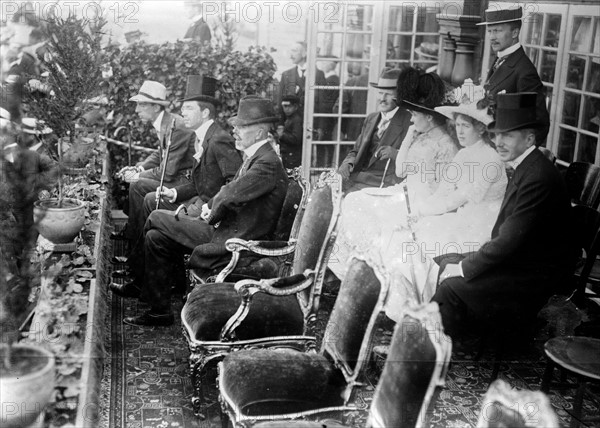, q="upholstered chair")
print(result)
[188,167,309,284]
[180,172,343,417]
[217,254,392,426]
